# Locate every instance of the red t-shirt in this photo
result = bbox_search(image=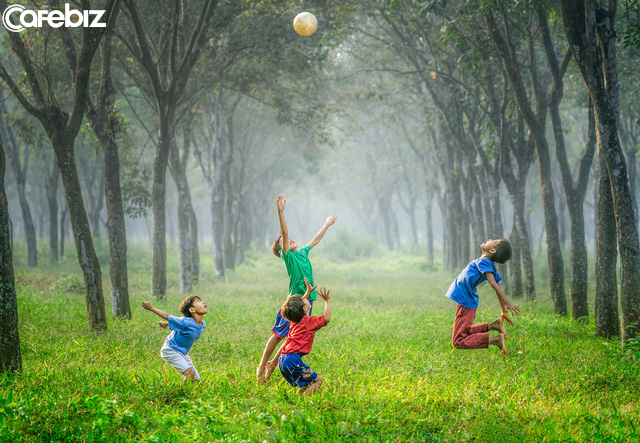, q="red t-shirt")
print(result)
[281,315,326,356]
